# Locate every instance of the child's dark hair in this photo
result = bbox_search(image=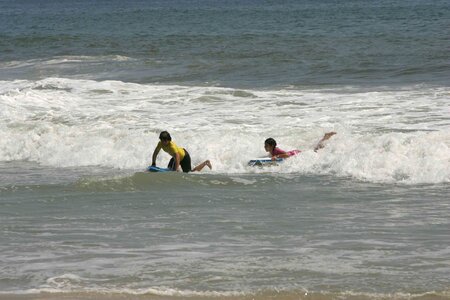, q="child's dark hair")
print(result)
[159,131,172,141]
[265,138,277,148]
